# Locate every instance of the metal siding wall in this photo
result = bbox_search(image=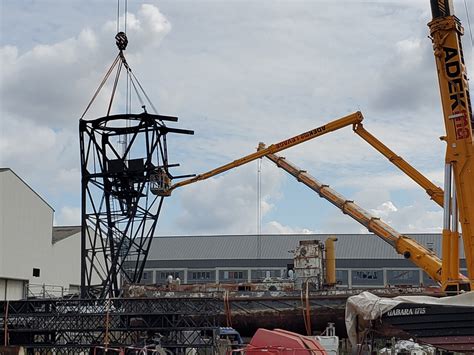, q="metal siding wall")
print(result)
[0,278,26,300]
[0,171,54,286]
